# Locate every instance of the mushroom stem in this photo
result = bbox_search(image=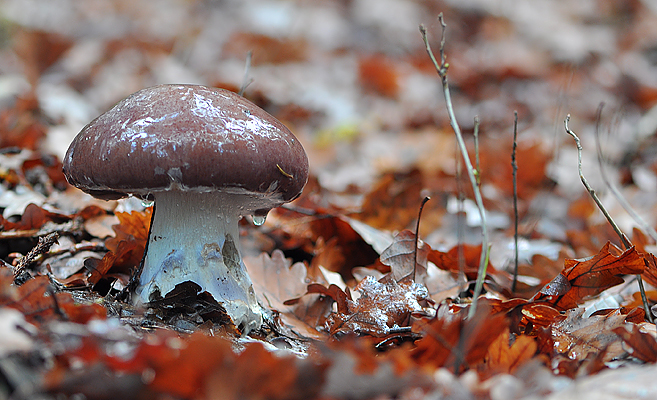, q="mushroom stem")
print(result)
[135,190,263,333]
